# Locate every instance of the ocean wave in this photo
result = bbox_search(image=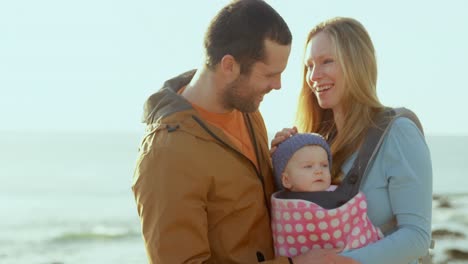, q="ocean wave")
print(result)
[49,225,140,243]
